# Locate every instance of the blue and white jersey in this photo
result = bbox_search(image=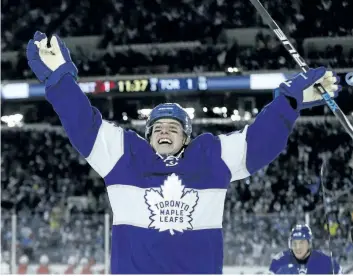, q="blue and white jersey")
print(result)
[46,75,299,274]
[269,250,343,274]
